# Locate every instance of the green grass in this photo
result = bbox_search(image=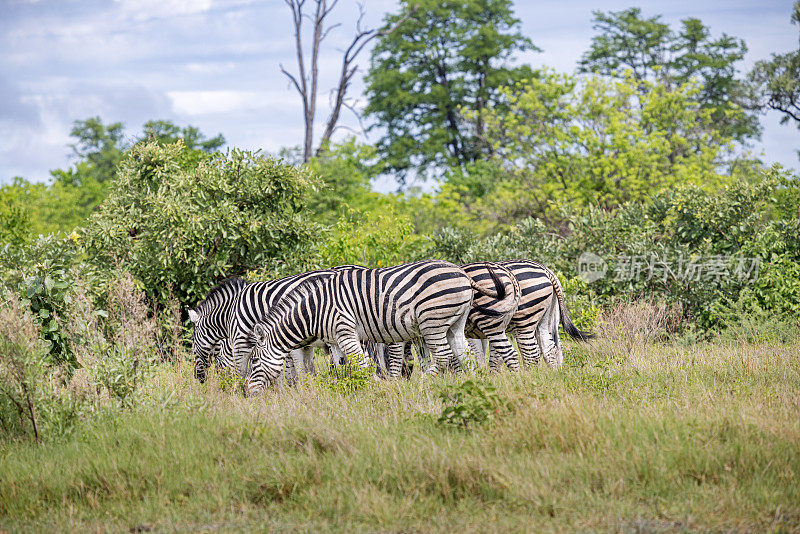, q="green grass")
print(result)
[1,340,799,532]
